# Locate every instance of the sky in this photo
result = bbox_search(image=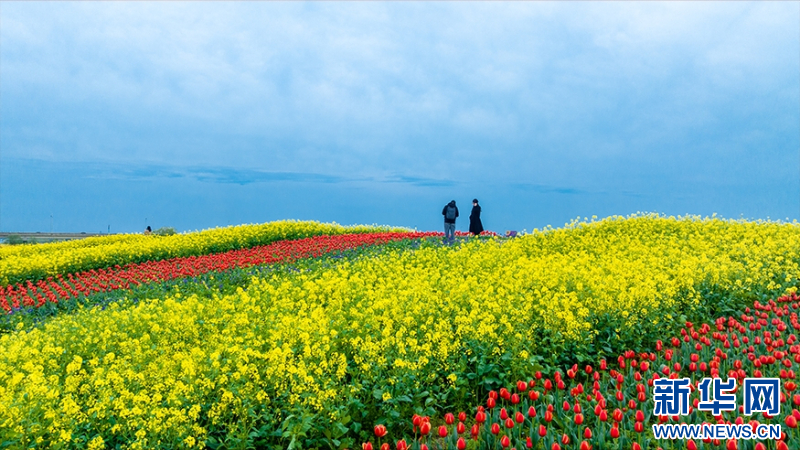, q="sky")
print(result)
[1,1,799,234]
